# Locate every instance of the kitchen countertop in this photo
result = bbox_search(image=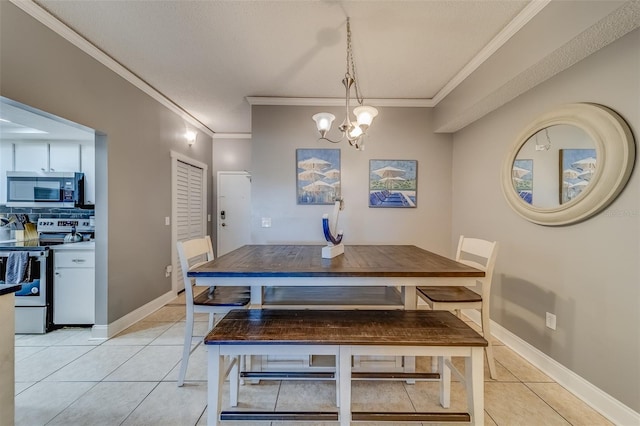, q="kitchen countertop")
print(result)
[0,240,95,251]
[0,240,50,251]
[52,241,95,250]
[0,284,22,296]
